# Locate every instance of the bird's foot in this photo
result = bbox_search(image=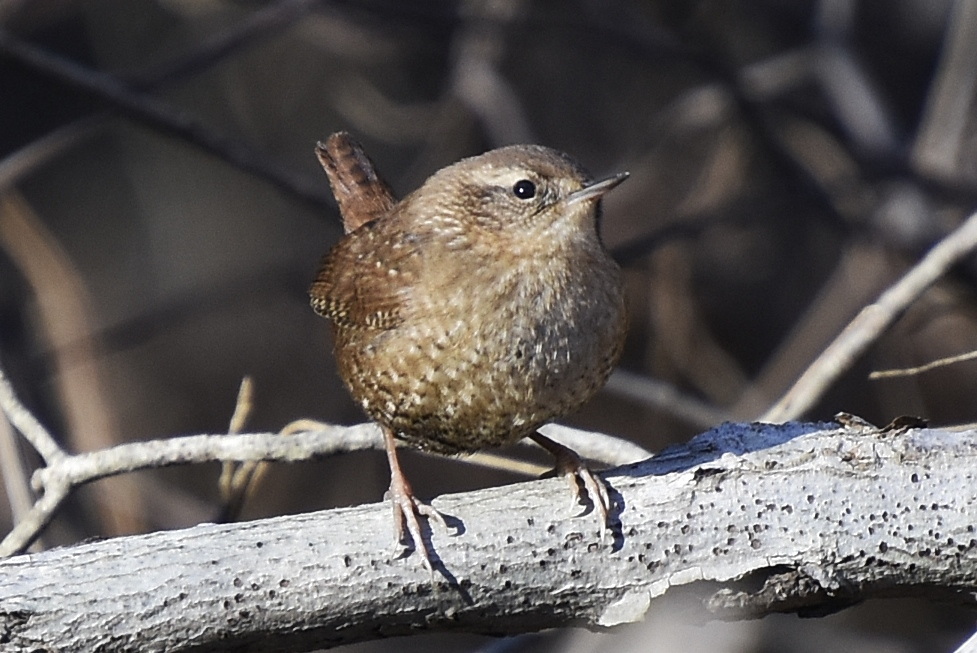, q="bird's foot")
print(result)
[385,469,447,571]
[530,431,612,538]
